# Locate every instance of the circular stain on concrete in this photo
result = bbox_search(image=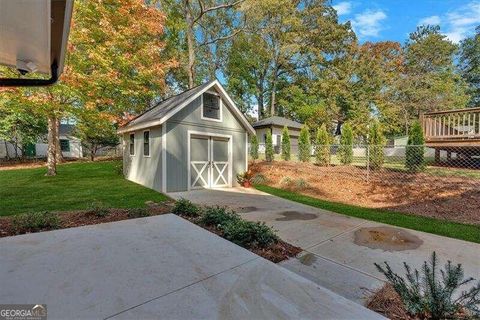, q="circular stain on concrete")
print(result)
[354,226,423,251]
[276,211,317,221]
[236,206,258,213]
